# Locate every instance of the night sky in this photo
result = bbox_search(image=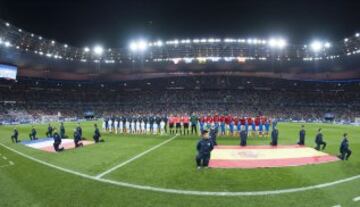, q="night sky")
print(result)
[0,0,359,47]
